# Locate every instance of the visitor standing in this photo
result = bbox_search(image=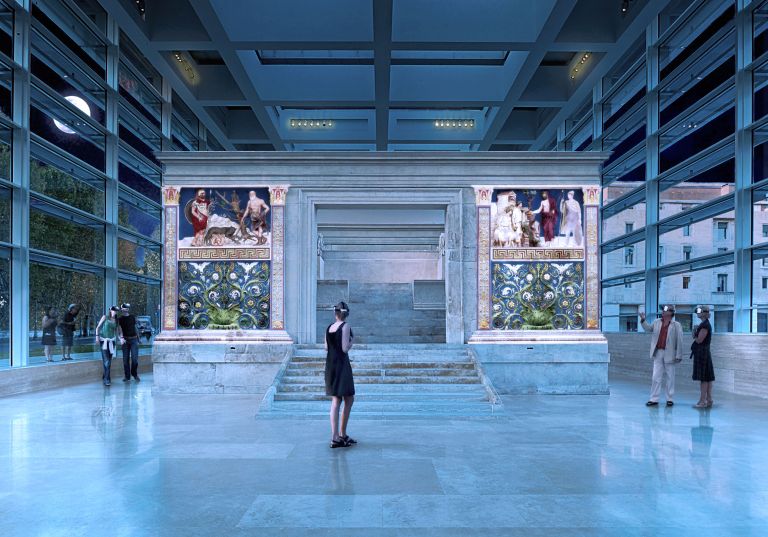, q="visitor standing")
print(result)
[117,303,140,382]
[96,306,119,386]
[60,304,80,361]
[325,301,356,448]
[691,305,715,408]
[640,304,683,407]
[41,306,58,363]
